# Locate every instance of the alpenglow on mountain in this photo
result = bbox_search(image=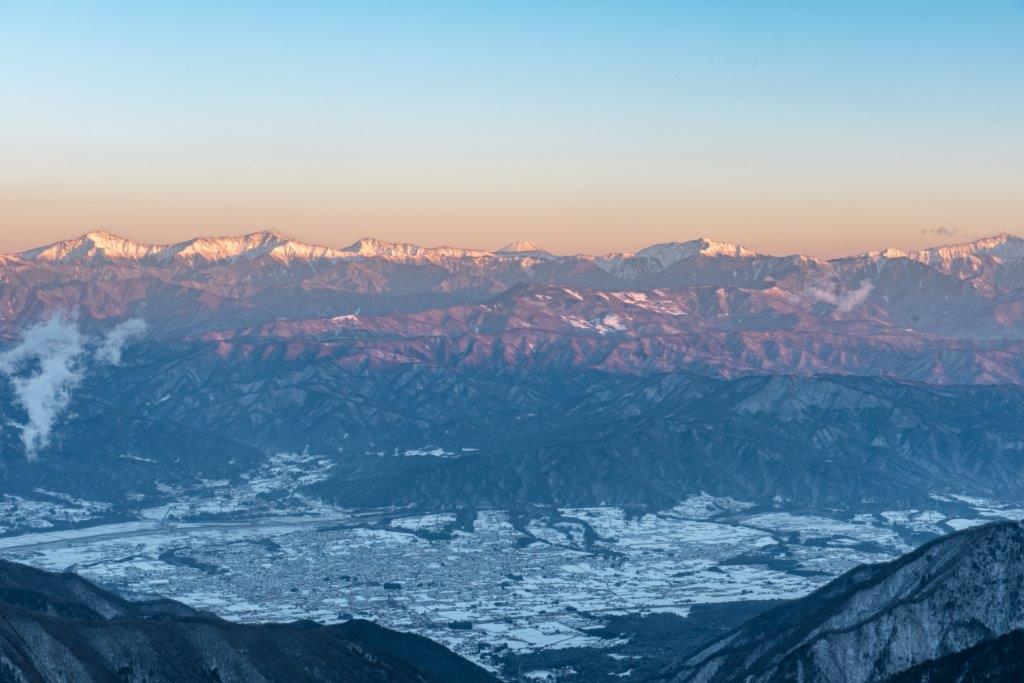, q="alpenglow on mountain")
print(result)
[6,228,1024,515]
[8,230,1024,357]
